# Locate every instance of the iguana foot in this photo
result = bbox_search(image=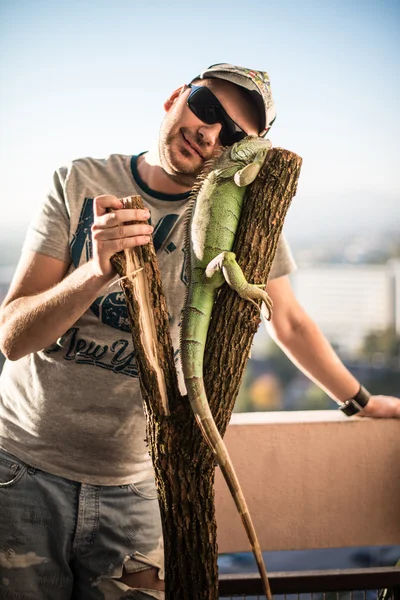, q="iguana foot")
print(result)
[205,251,273,320]
[238,283,273,320]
